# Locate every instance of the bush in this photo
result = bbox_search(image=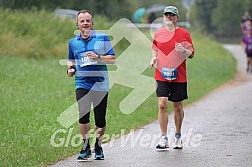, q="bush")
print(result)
[0,9,111,58]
